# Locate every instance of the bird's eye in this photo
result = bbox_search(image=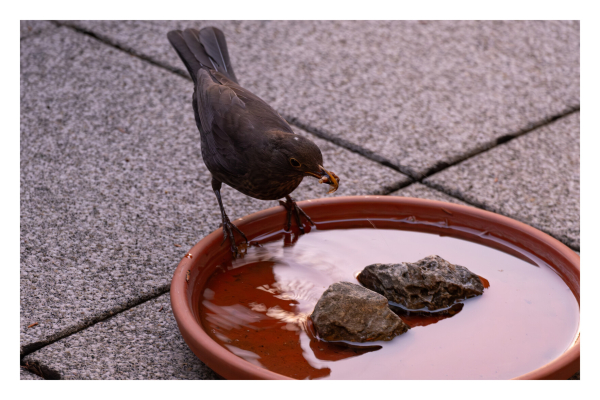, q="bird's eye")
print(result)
[289,158,301,168]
